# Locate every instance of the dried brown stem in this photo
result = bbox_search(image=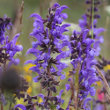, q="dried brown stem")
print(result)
[1,104,3,110]
[96,66,110,101]
[9,0,24,40]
